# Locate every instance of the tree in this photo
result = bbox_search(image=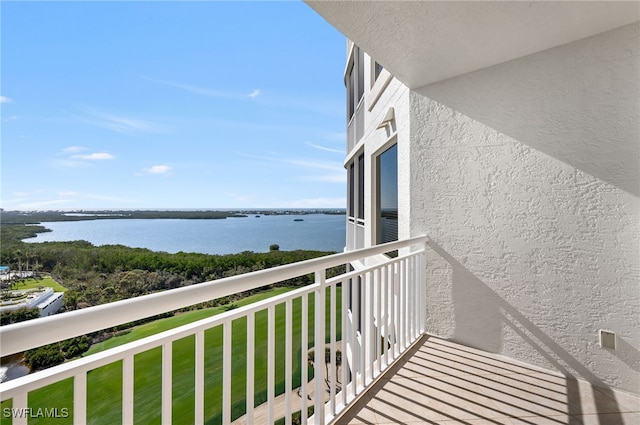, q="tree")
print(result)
[15,249,22,274]
[269,244,280,252]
